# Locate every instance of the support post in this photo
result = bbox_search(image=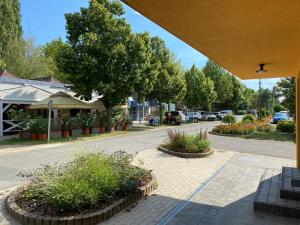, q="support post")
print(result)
[297,76,300,168]
[0,101,2,137]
